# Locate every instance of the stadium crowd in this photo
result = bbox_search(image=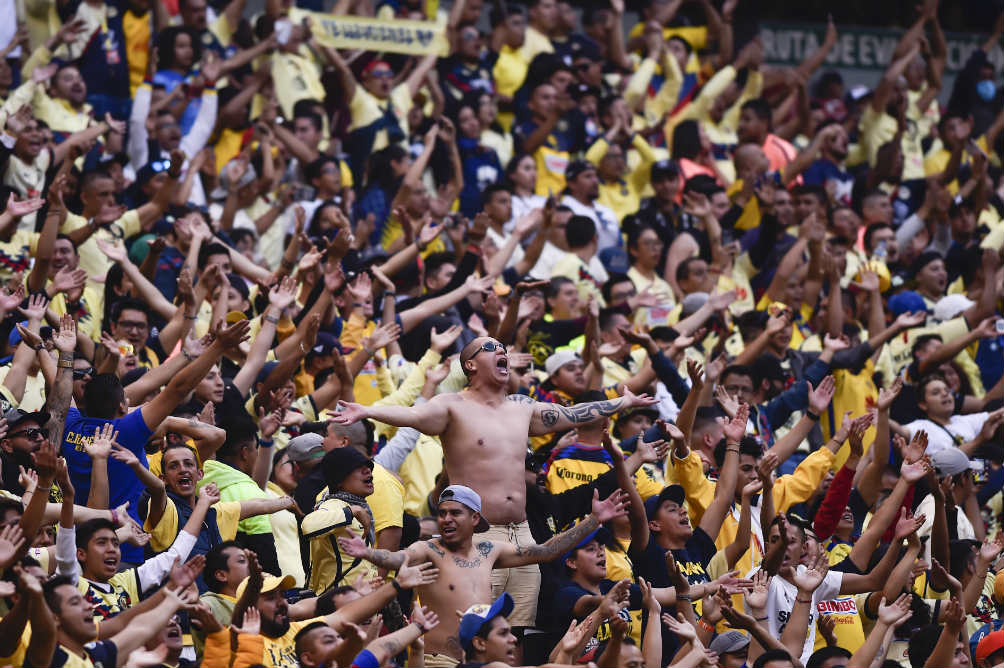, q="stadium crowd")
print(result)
[0,0,998,665]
